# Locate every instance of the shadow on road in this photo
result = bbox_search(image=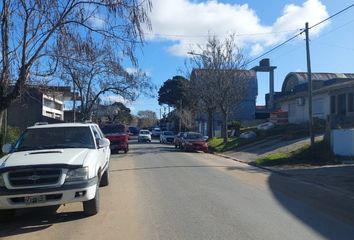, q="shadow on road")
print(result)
[110,165,231,172]
[0,207,86,238]
[267,170,354,239]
